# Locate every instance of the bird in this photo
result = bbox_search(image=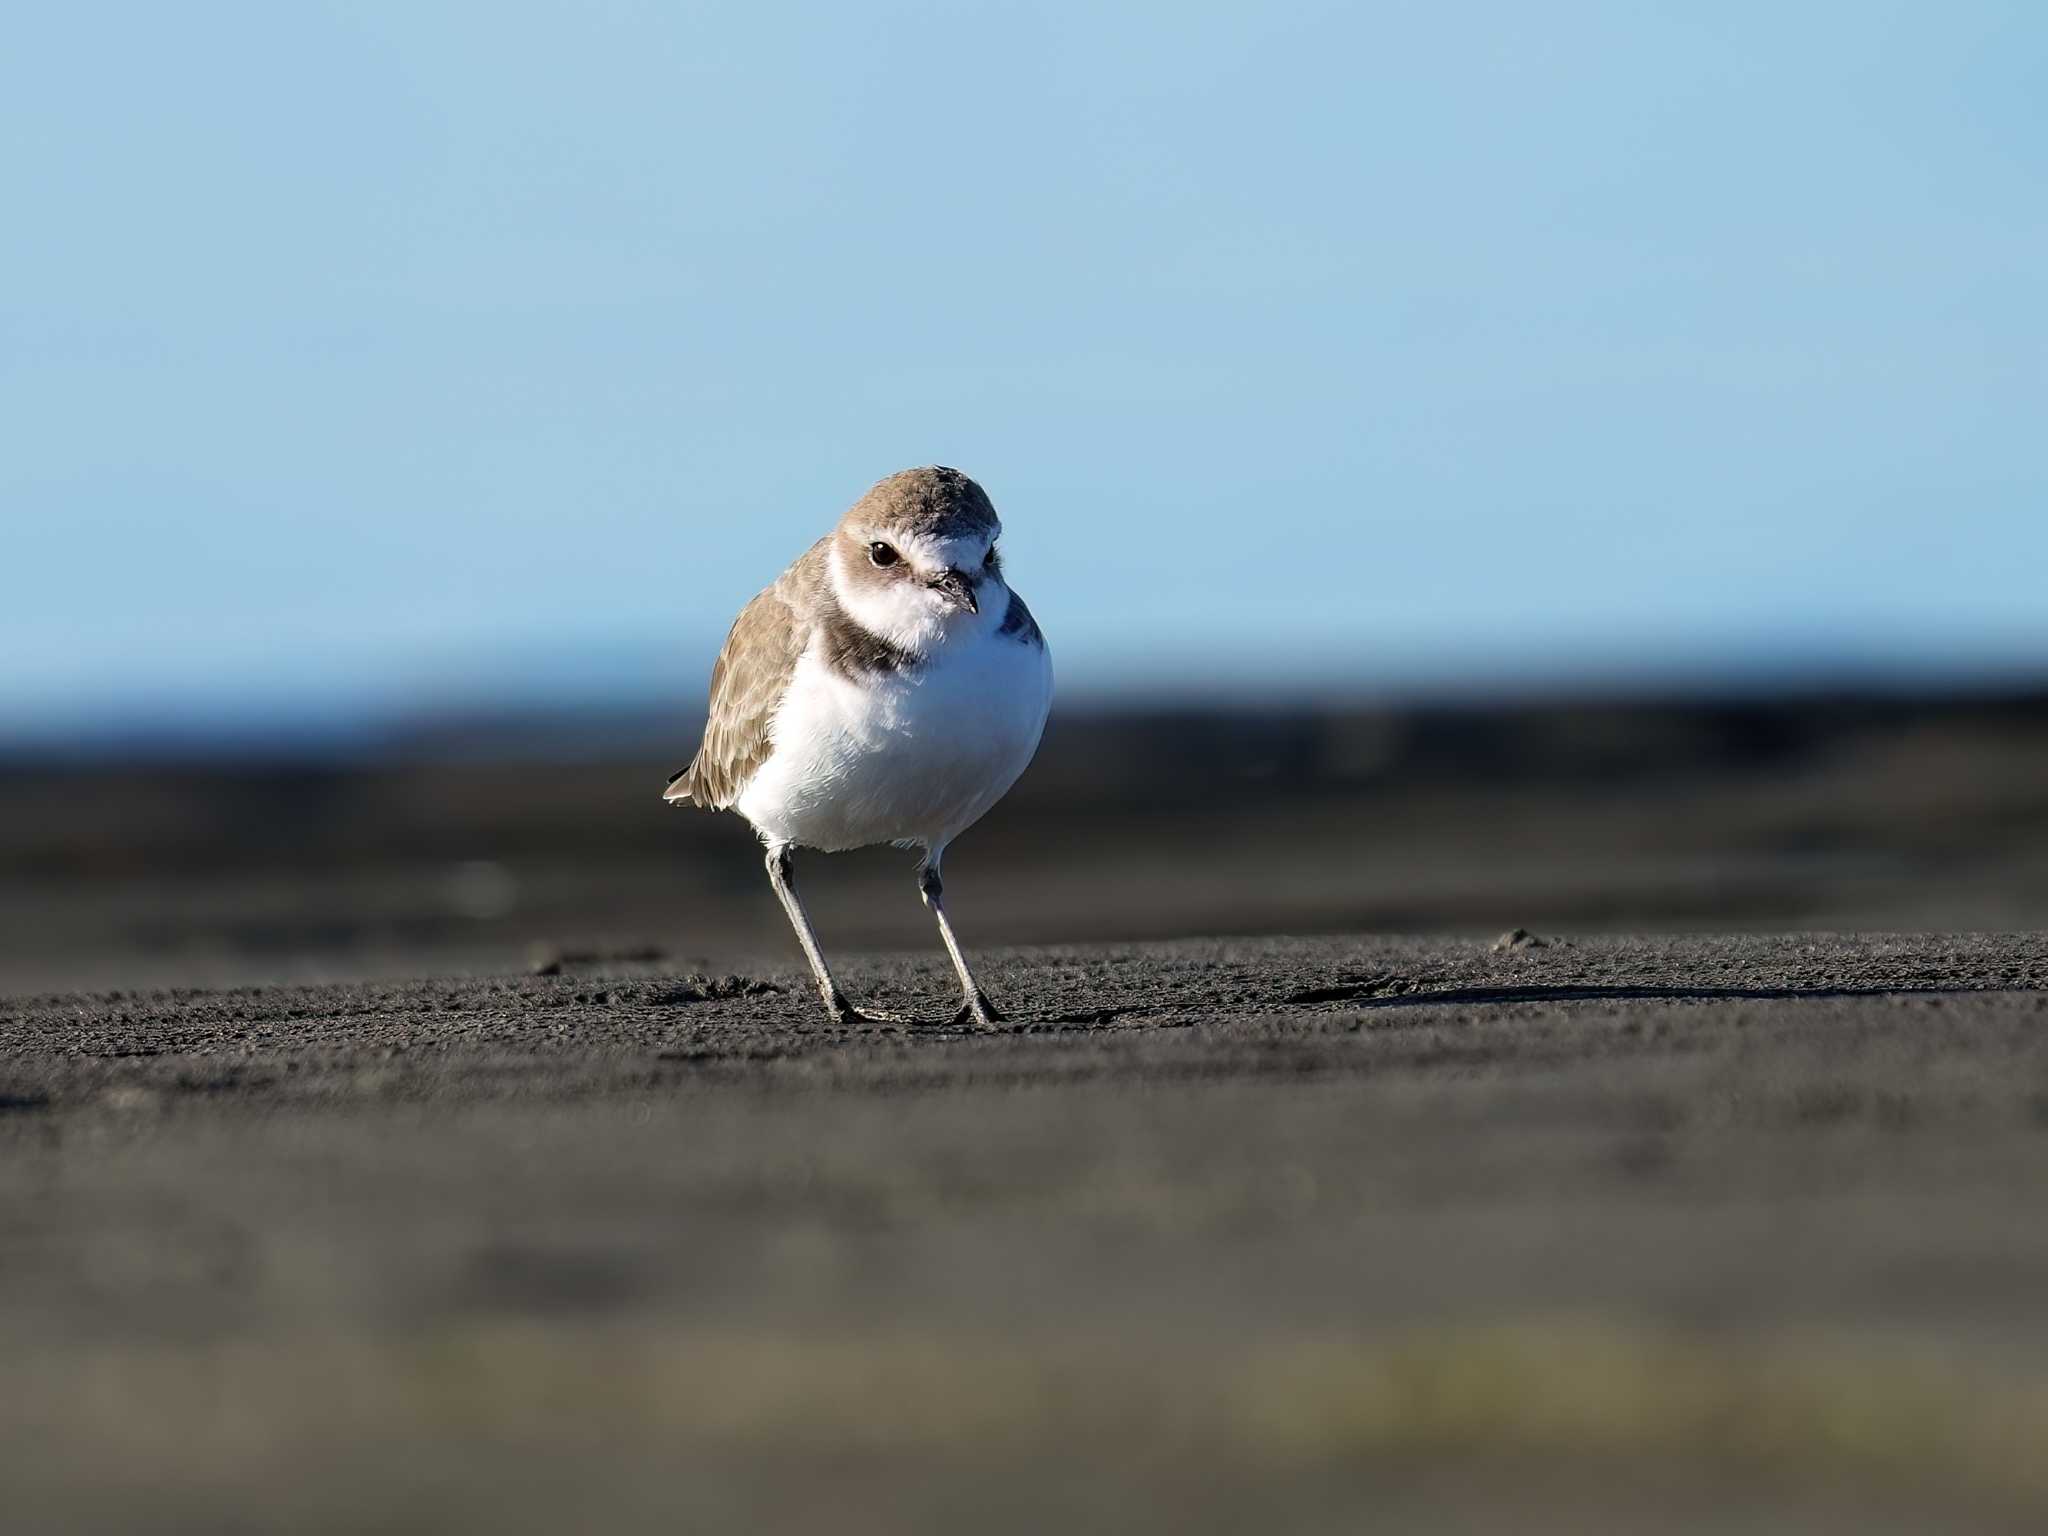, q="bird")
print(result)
[663,466,1053,1028]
